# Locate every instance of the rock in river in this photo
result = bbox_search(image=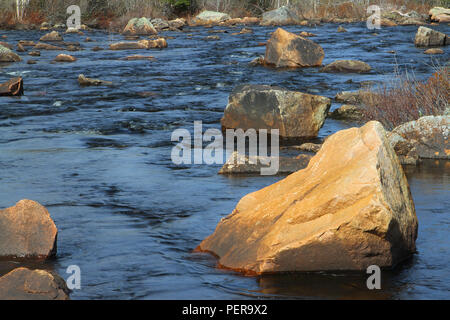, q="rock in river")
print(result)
[0,268,70,300]
[261,6,301,26]
[388,115,449,165]
[53,53,77,62]
[414,26,447,47]
[219,152,312,175]
[265,28,324,68]
[221,84,331,140]
[39,31,63,42]
[0,44,21,62]
[109,41,147,50]
[321,60,371,73]
[329,104,364,121]
[197,121,418,273]
[123,17,157,35]
[0,200,57,259]
[78,74,112,86]
[0,77,23,96]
